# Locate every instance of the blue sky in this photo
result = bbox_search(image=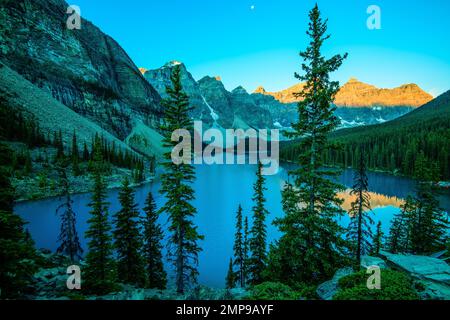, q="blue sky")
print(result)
[74,0,450,96]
